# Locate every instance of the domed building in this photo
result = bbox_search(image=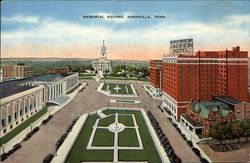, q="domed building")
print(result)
[92,40,112,73]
